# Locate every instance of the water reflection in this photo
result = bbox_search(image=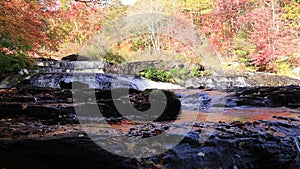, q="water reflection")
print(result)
[178,107,300,123]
